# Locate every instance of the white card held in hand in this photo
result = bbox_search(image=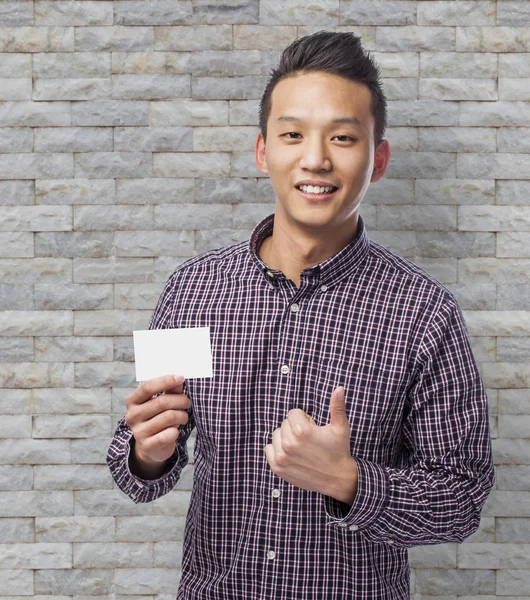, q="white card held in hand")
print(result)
[133,327,213,381]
